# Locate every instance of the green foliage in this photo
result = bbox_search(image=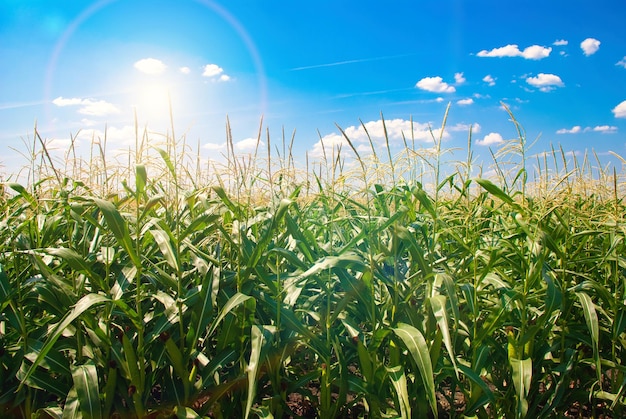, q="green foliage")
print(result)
[1,115,625,418]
